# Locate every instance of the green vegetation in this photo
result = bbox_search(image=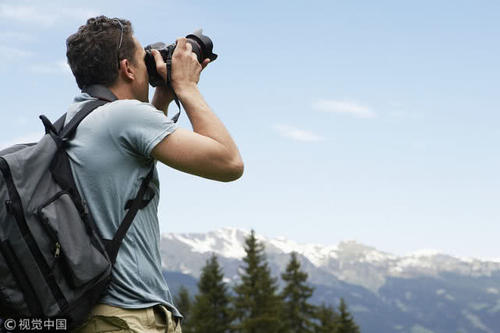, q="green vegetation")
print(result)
[174,286,193,333]
[314,303,339,333]
[175,230,360,332]
[190,254,233,333]
[280,252,316,333]
[336,298,360,333]
[232,229,282,332]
